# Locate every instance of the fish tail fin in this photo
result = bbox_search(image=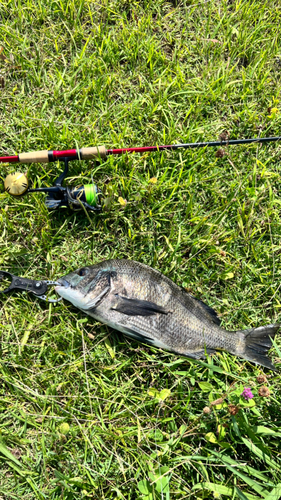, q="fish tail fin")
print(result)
[237,324,279,370]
